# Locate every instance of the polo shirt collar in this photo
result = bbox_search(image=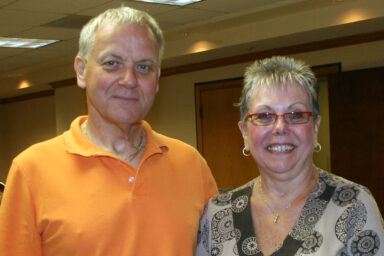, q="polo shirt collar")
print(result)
[63,116,168,158]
